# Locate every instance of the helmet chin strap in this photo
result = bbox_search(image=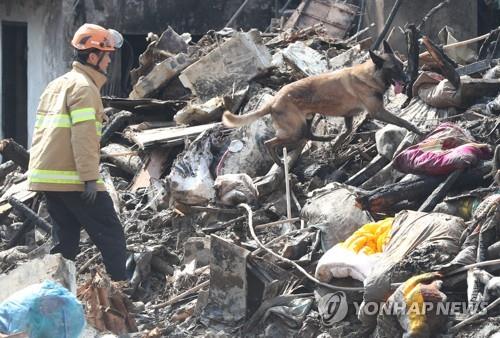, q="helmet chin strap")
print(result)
[81,50,107,75]
[74,49,109,75]
[93,51,108,75]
